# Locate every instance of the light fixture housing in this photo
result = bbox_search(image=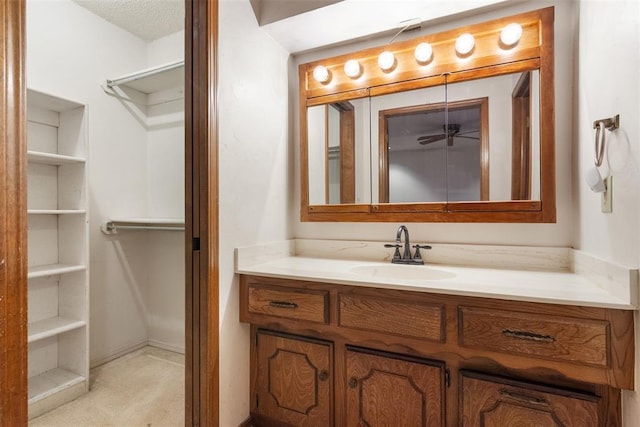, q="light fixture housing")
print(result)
[500,23,523,47]
[312,65,330,83]
[378,51,396,72]
[414,42,433,63]
[455,33,475,56]
[344,59,361,78]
